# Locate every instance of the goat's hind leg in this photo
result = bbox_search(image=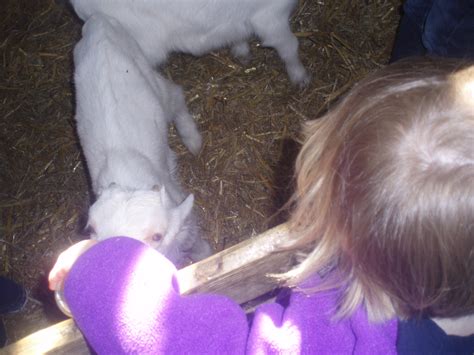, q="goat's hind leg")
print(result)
[253,18,310,87]
[231,41,251,65]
